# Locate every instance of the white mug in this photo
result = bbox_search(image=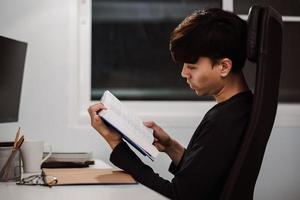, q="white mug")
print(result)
[21,140,52,173]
